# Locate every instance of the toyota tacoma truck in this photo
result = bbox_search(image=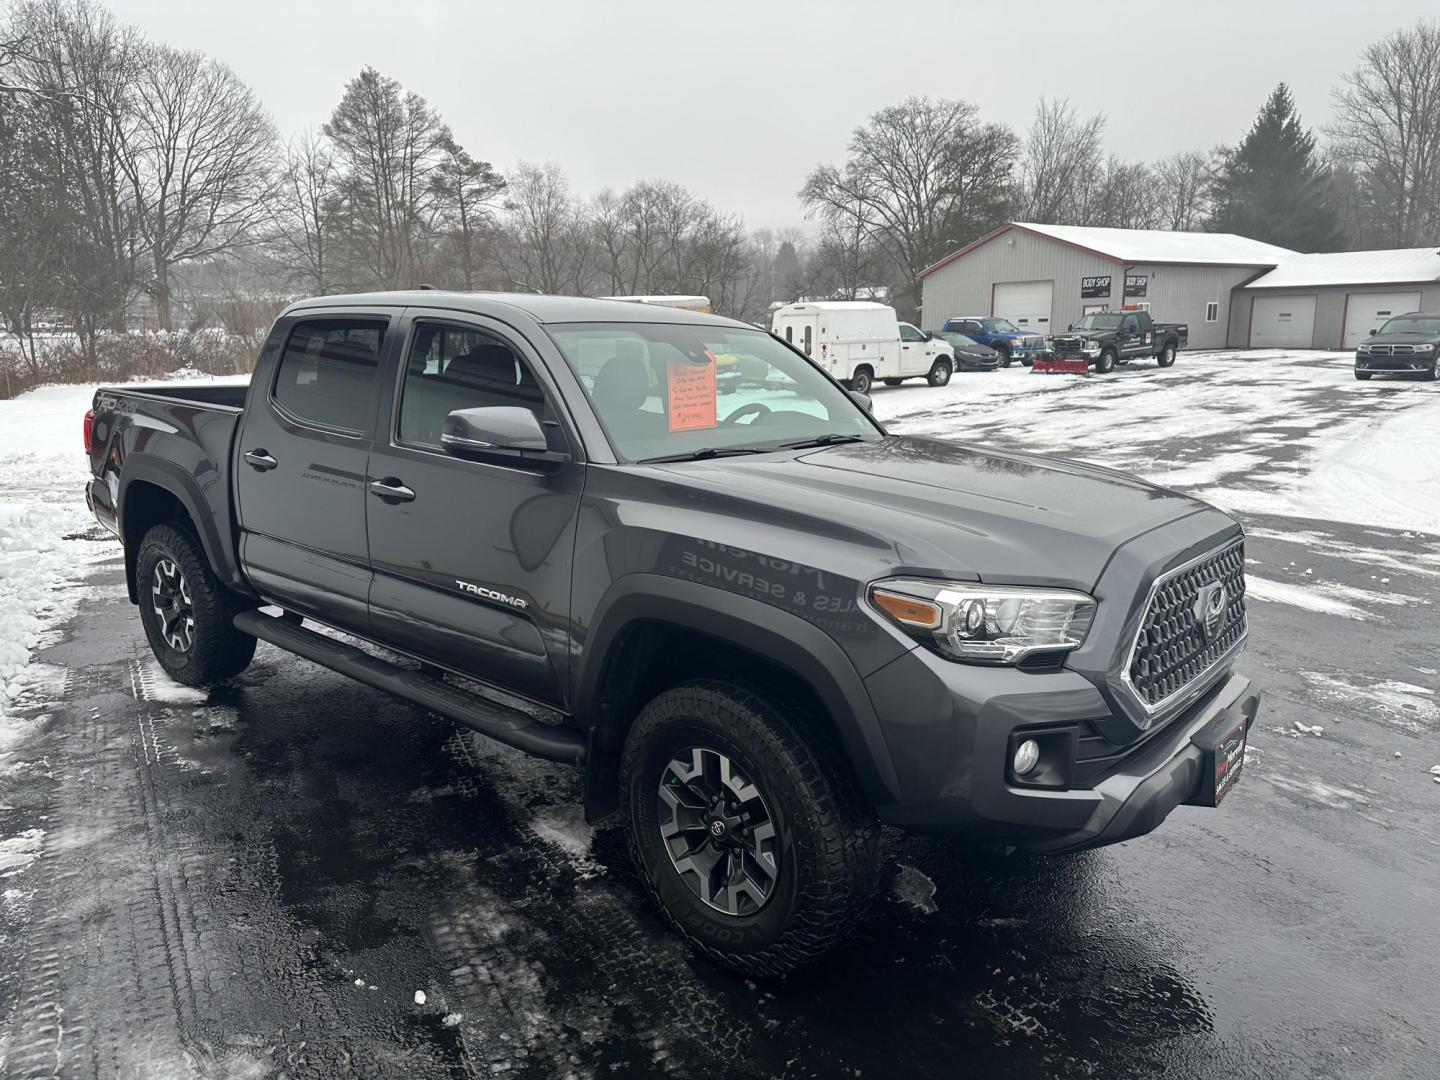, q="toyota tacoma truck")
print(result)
[83,292,1258,976]
[1043,310,1188,374]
